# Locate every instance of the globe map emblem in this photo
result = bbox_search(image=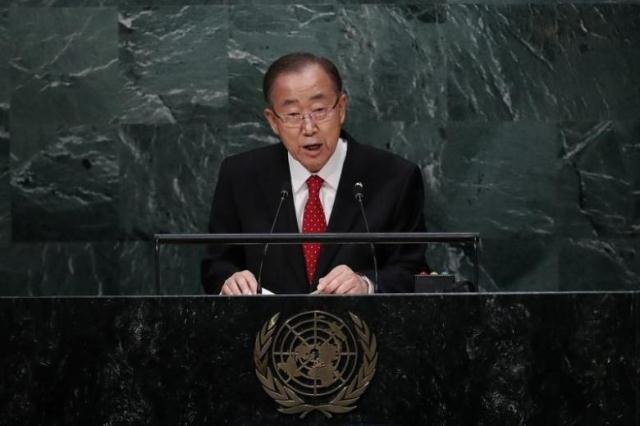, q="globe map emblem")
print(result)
[271,311,359,397]
[255,310,377,417]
